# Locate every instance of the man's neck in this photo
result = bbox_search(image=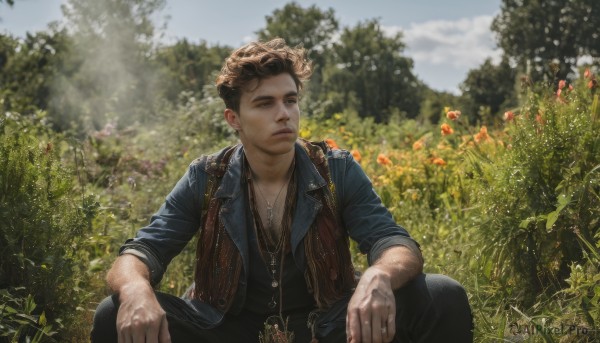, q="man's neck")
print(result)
[245,150,295,184]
